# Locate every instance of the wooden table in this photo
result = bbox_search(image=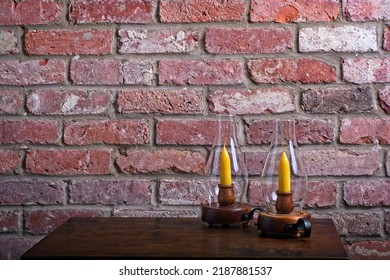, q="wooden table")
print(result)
[21,217,348,260]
